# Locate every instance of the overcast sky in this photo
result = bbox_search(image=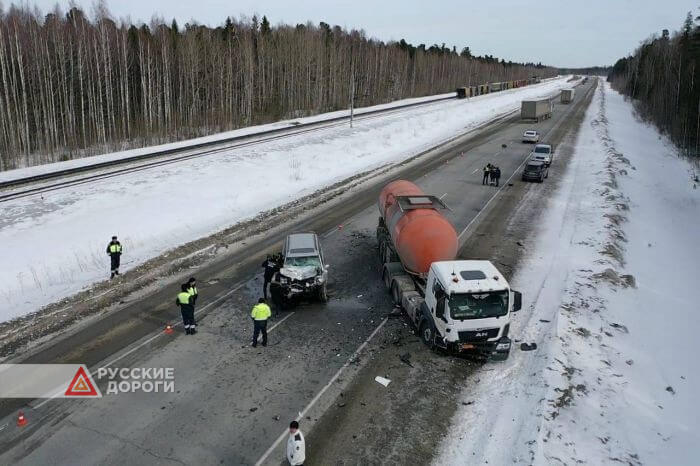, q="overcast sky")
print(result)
[23,0,699,67]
